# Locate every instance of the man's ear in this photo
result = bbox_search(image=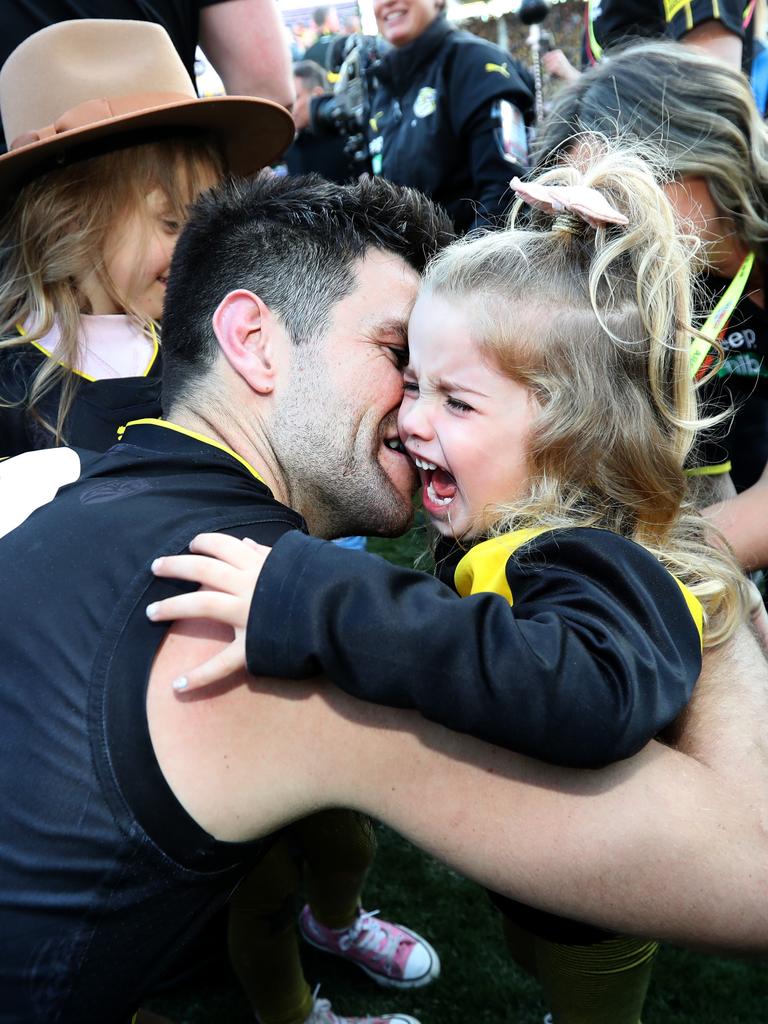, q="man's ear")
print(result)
[212,290,276,394]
